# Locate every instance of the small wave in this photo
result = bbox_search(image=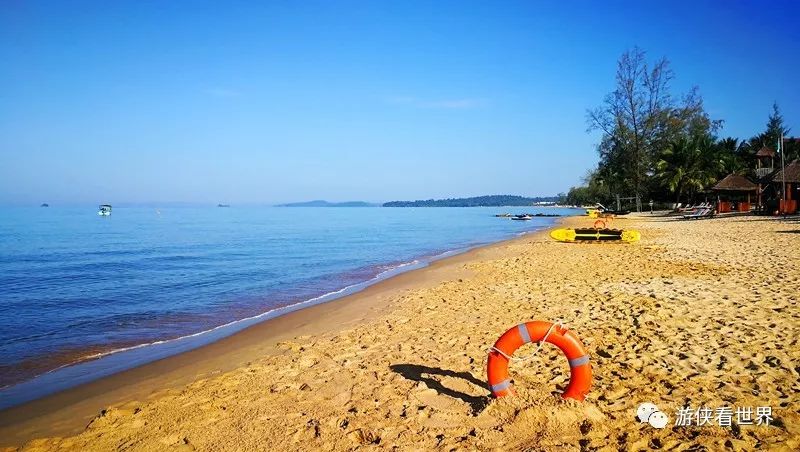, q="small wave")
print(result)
[71,263,422,363]
[375,259,420,277]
